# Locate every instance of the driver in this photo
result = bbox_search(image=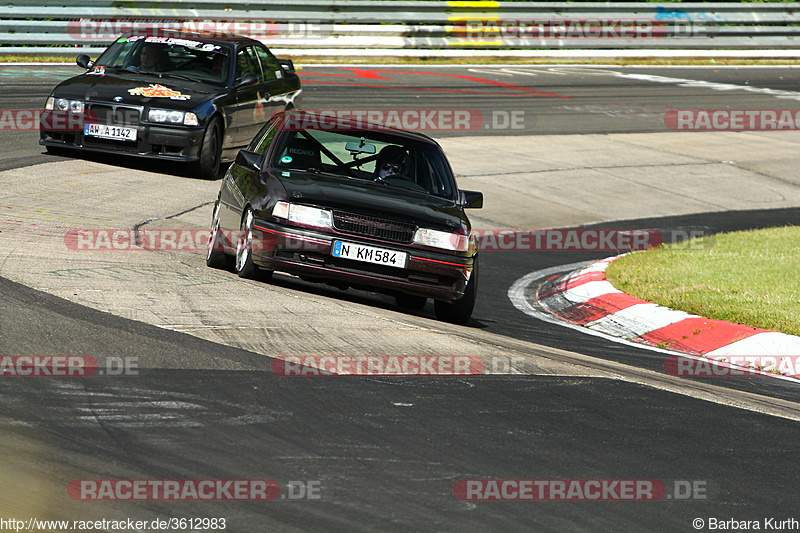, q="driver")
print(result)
[135,43,168,72]
[374,145,407,179]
